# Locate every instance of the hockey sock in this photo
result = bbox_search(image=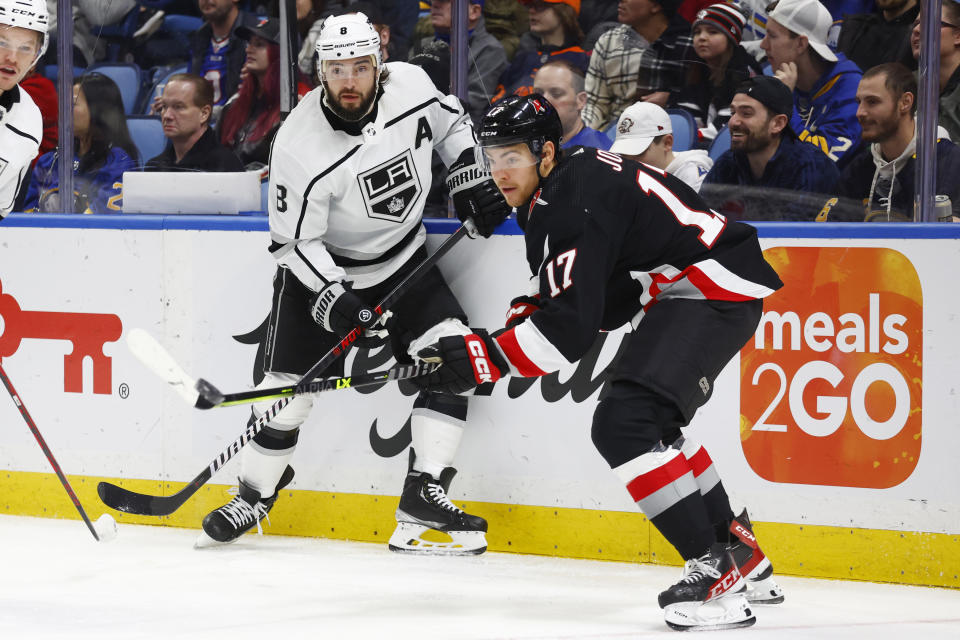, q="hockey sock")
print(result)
[678,437,735,540]
[613,442,716,560]
[242,410,299,498]
[411,392,467,478]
